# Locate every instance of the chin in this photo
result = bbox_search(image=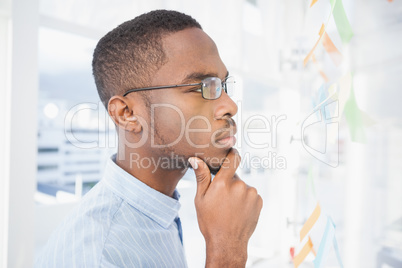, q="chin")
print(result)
[206,159,224,175]
[206,148,232,175]
[209,166,220,175]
